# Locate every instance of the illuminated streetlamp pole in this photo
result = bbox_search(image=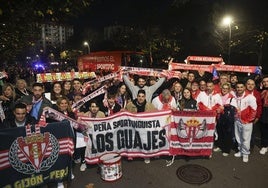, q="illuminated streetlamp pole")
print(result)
[222,16,232,64]
[83,41,90,54]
